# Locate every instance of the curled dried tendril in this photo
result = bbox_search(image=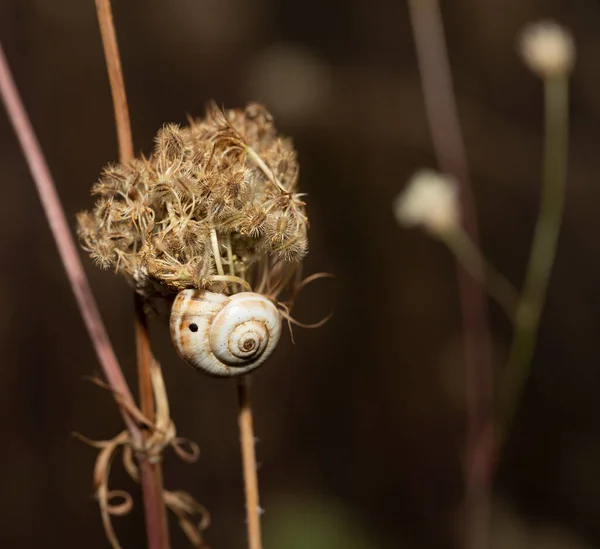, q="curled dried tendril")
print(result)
[269,271,335,343]
[74,360,209,549]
